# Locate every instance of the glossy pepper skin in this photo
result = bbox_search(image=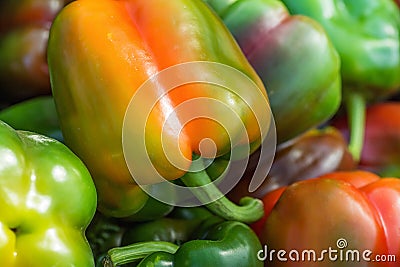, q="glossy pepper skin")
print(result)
[0,120,97,266]
[204,0,342,143]
[226,127,355,202]
[258,171,400,267]
[104,207,263,267]
[0,0,71,103]
[281,0,400,160]
[48,0,270,220]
